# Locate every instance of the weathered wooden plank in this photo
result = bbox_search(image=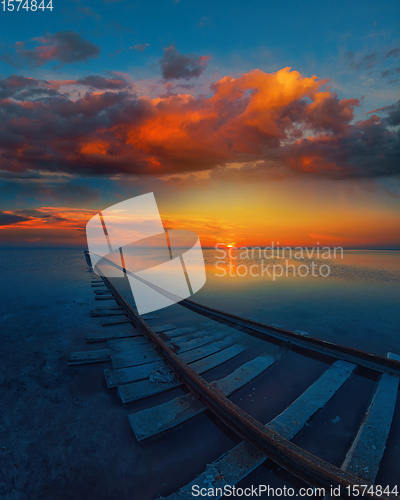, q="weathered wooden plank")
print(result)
[215,347,287,395]
[171,326,230,343]
[107,337,152,349]
[117,337,258,401]
[102,318,132,326]
[163,327,197,339]
[68,349,111,365]
[105,337,257,388]
[111,347,162,370]
[164,330,200,345]
[90,310,126,317]
[112,331,244,373]
[340,353,400,482]
[161,360,356,500]
[161,446,264,500]
[152,324,177,333]
[86,328,142,343]
[165,329,211,344]
[189,338,257,373]
[267,360,355,439]
[118,375,179,402]
[172,329,240,355]
[129,346,288,441]
[104,360,167,388]
[179,332,245,364]
[112,342,156,355]
[94,305,124,311]
[165,326,231,345]
[139,314,157,320]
